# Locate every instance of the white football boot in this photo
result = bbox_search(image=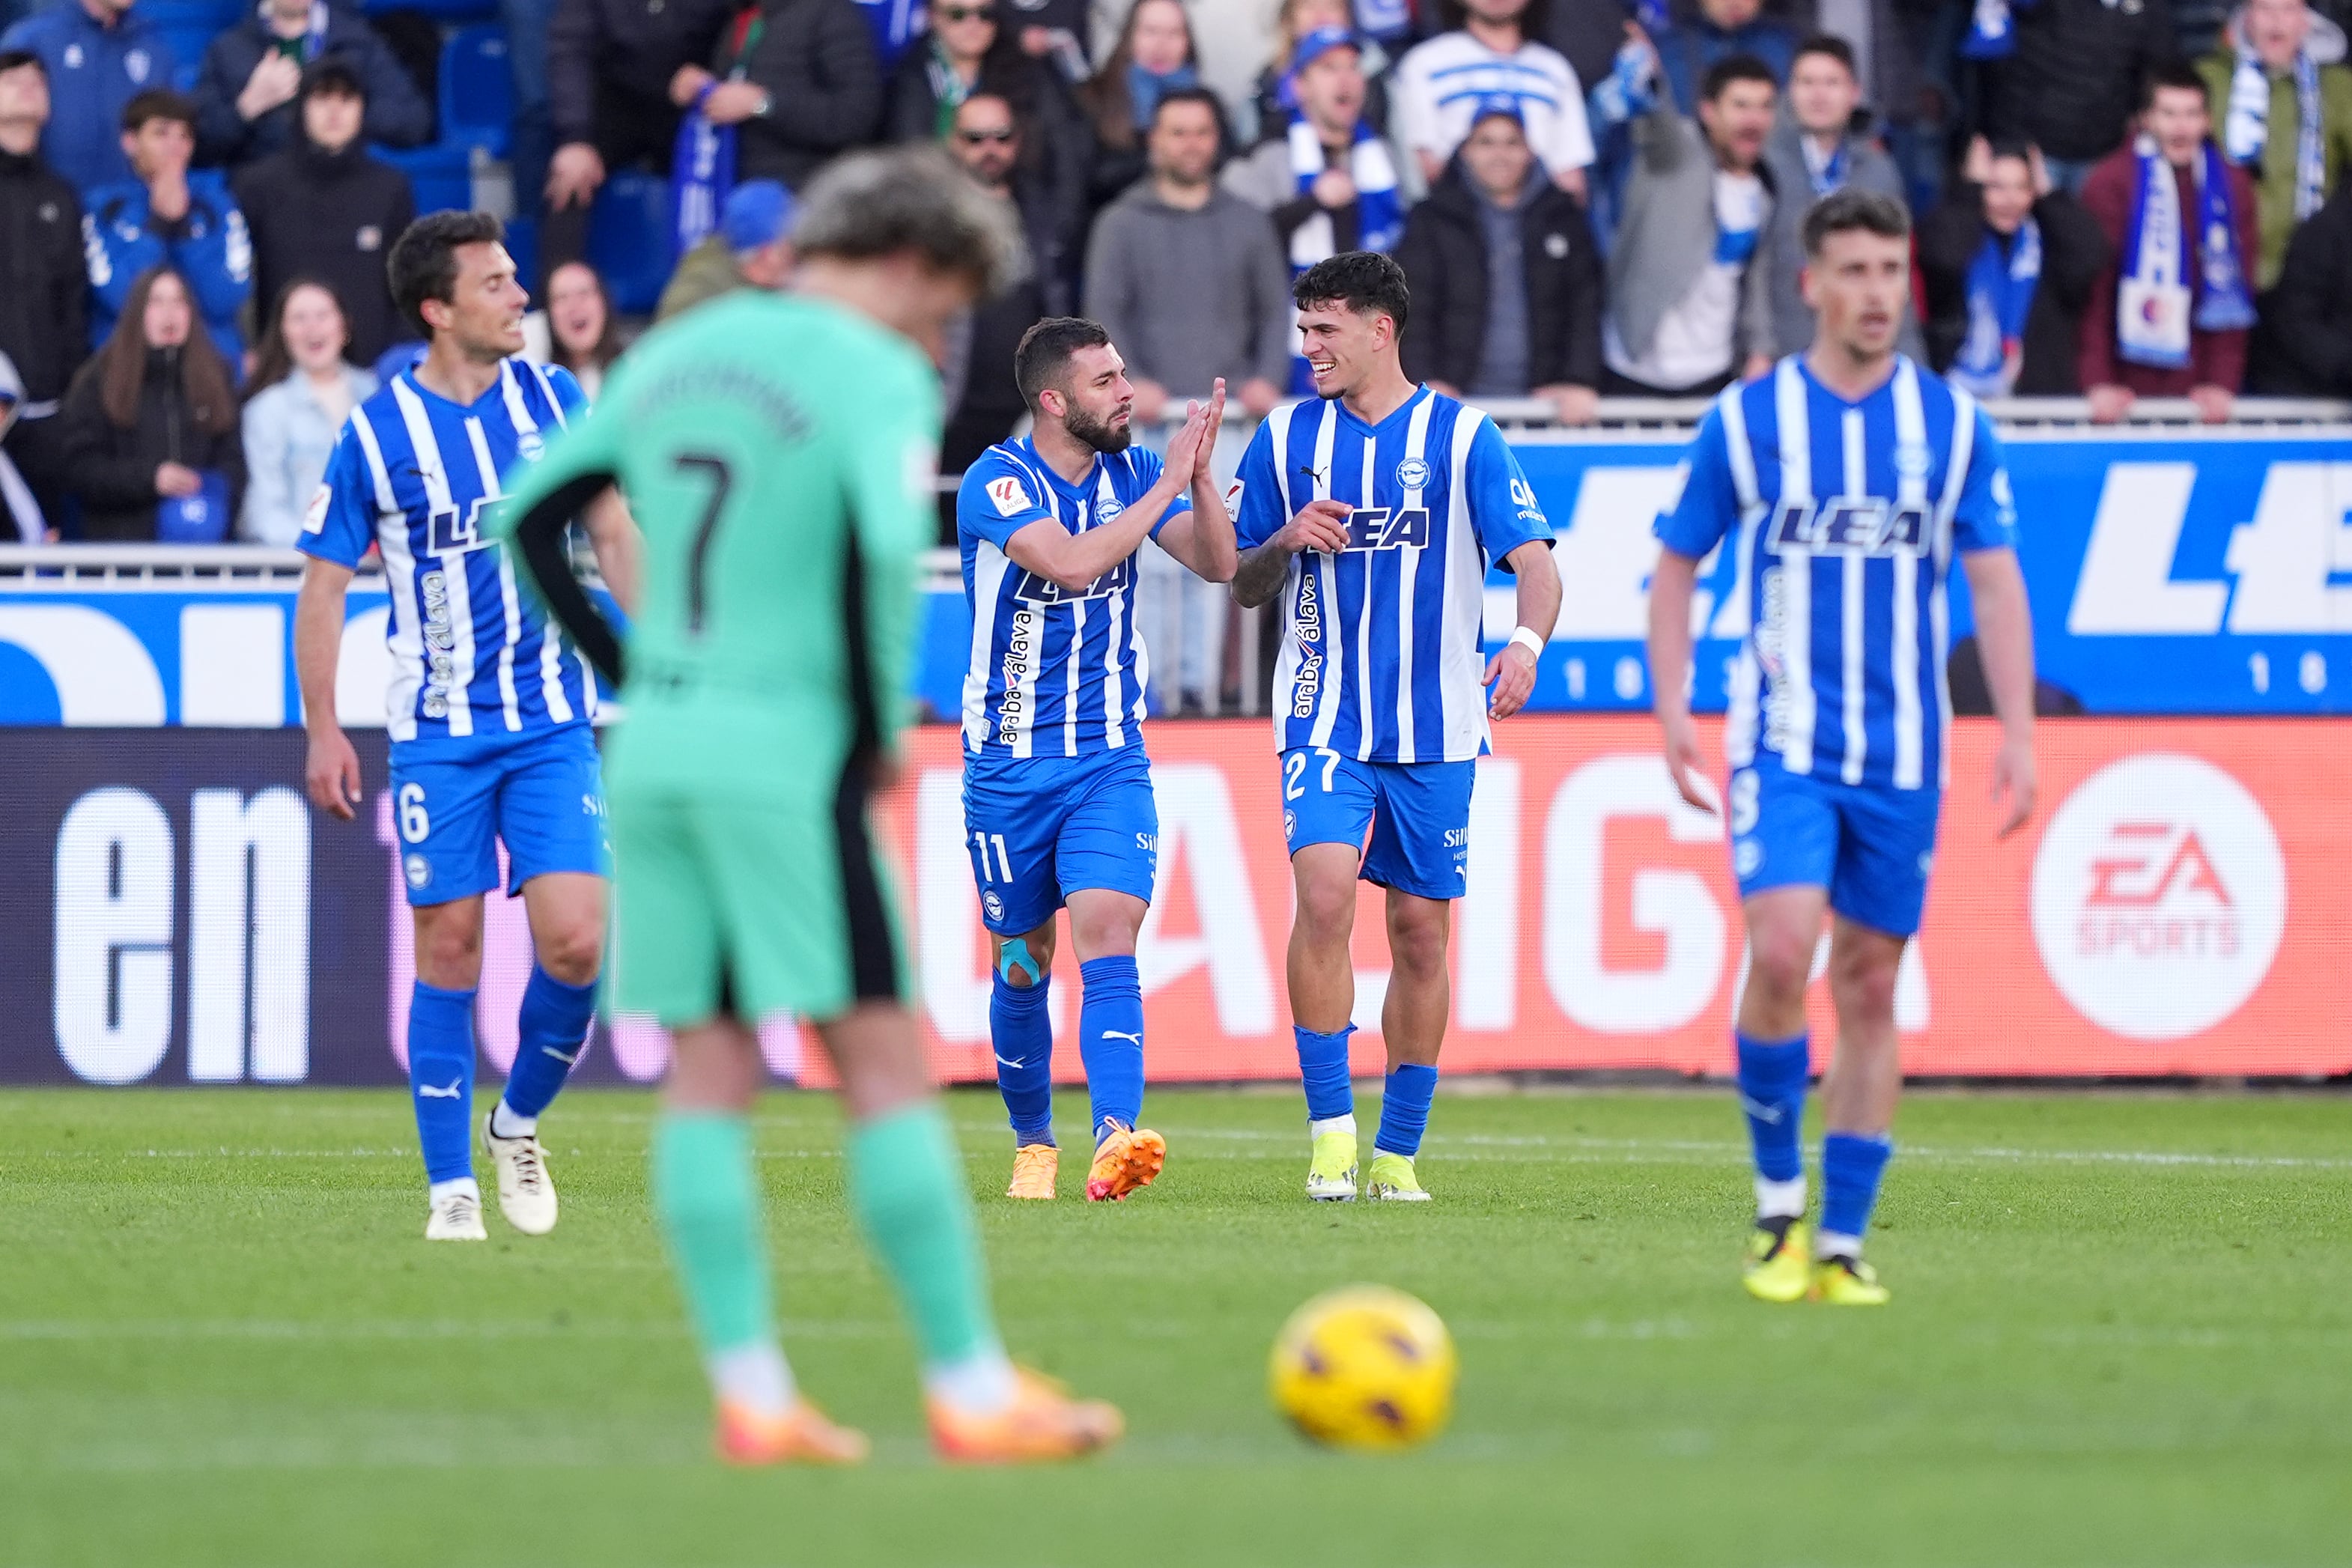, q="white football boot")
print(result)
[484,1116,559,1236]
[425,1185,488,1241]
